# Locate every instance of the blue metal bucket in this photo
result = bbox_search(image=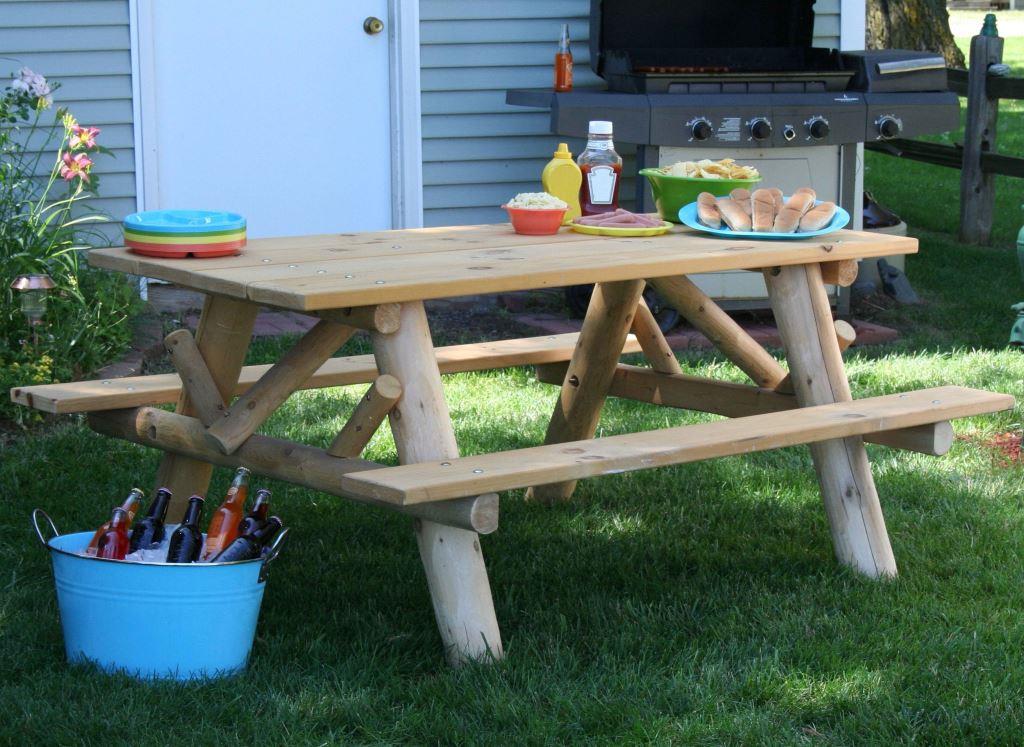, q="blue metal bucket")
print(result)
[33,509,288,680]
